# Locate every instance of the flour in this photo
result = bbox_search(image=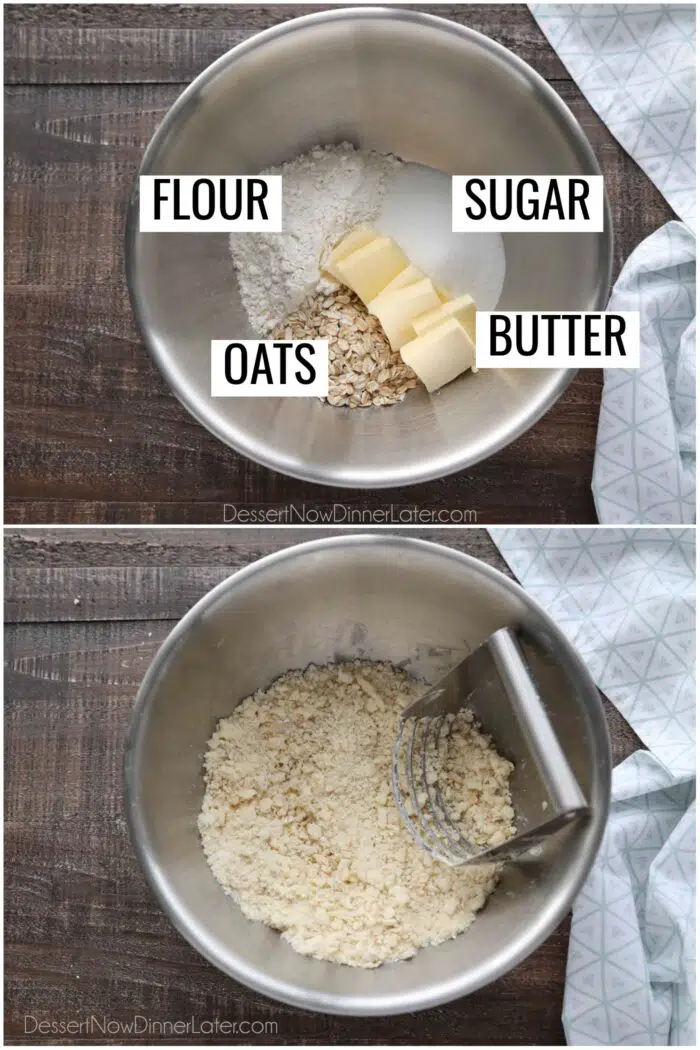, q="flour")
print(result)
[229,144,401,333]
